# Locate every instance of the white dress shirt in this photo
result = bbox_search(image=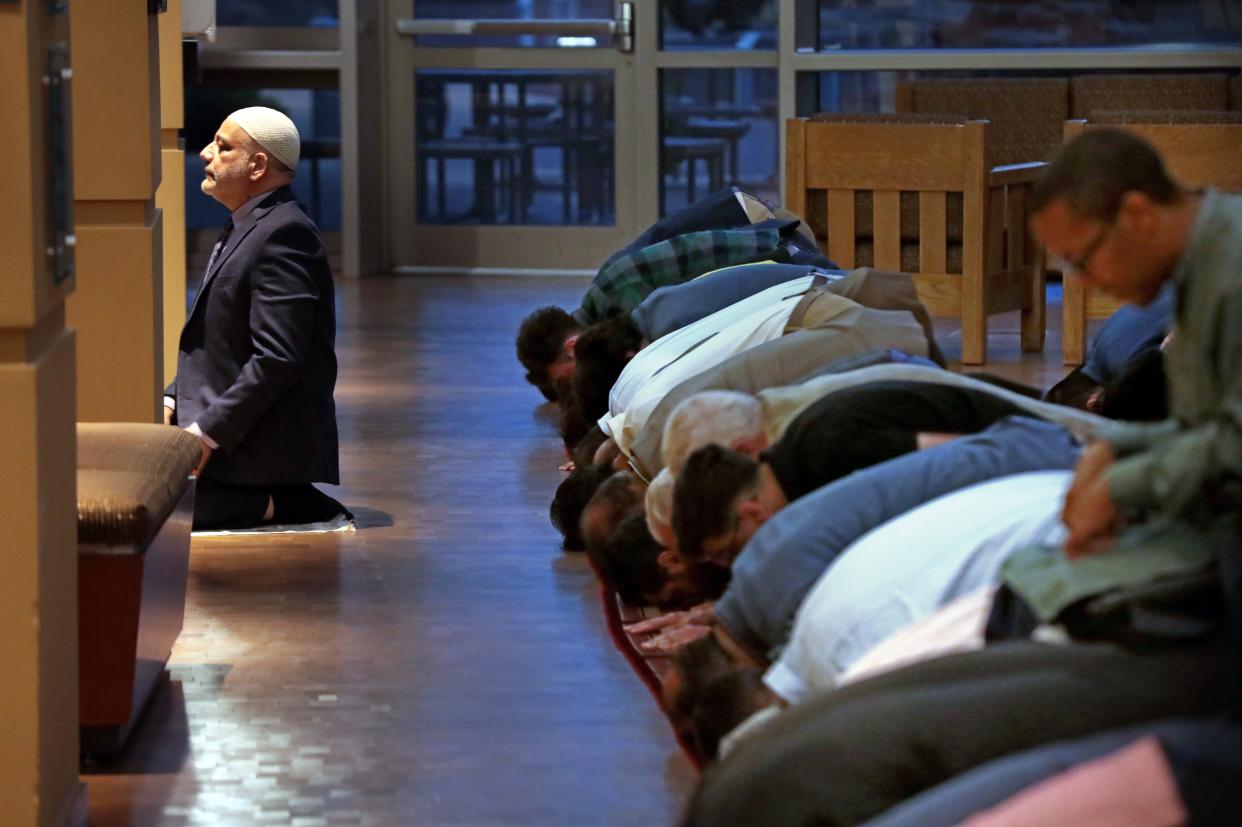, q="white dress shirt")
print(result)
[599,274,821,448]
[764,470,1072,705]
